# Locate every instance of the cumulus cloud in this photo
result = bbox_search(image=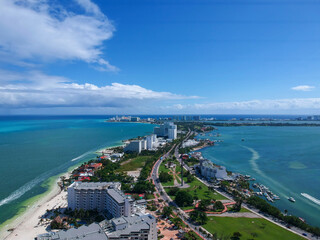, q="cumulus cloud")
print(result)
[0,0,117,71]
[291,85,315,91]
[166,98,320,113]
[0,70,195,108]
